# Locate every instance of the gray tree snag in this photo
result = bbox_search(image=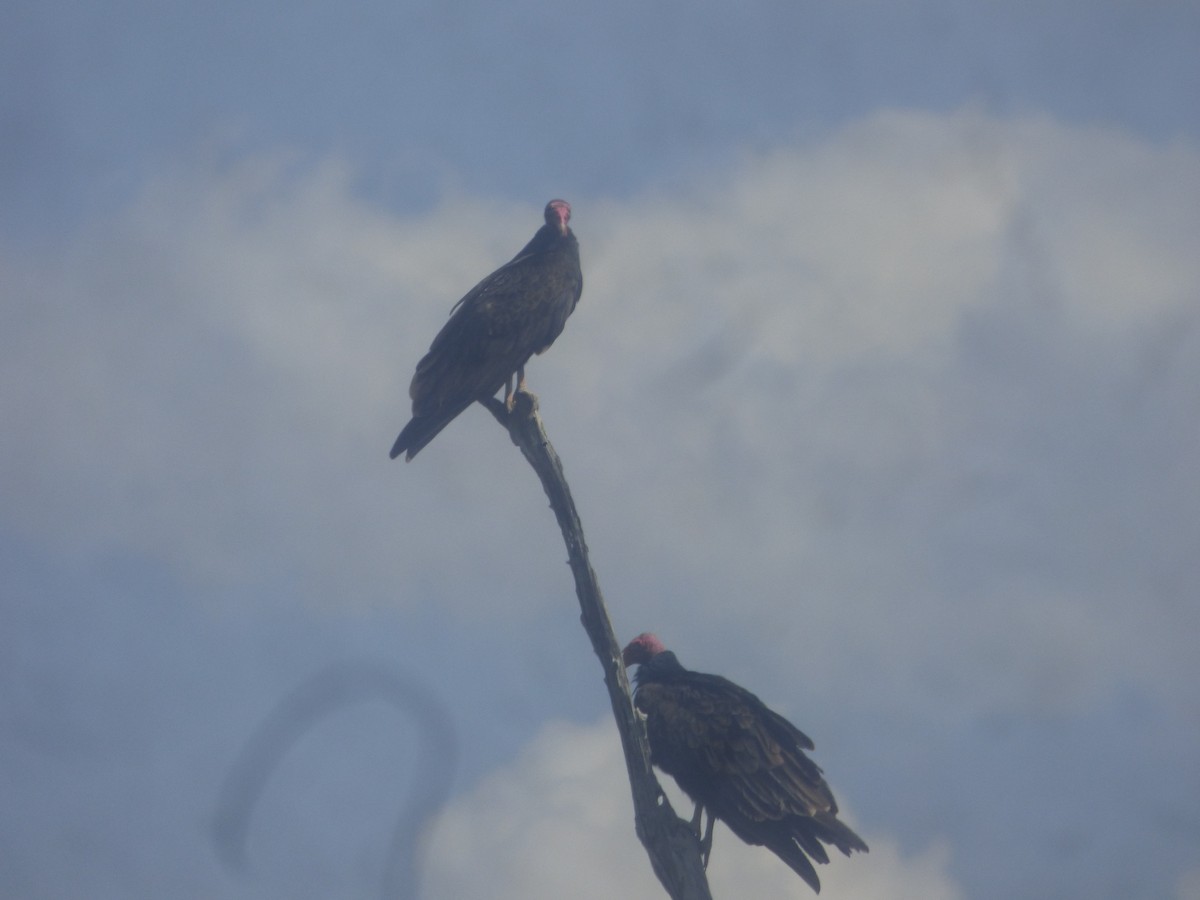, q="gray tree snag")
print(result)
[483,392,713,900]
